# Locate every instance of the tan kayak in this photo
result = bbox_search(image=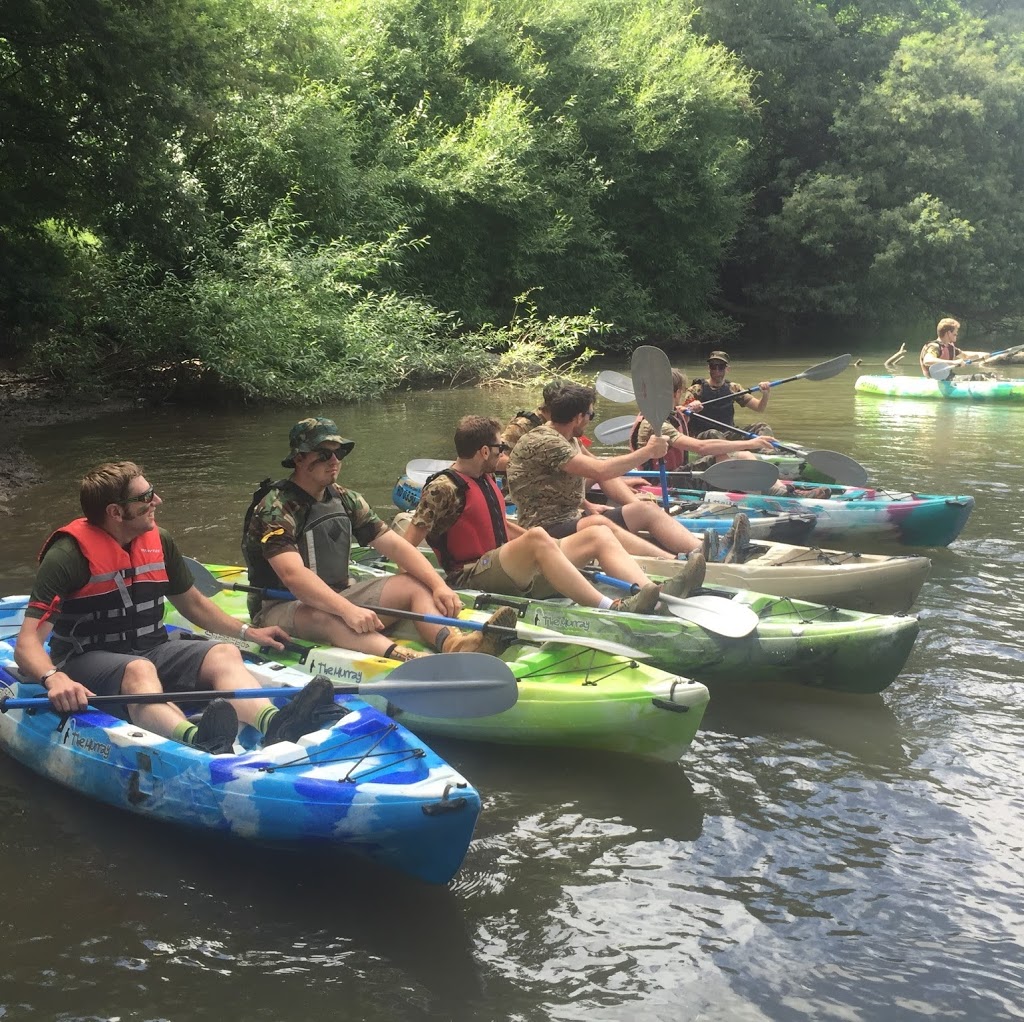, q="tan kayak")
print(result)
[635,541,930,614]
